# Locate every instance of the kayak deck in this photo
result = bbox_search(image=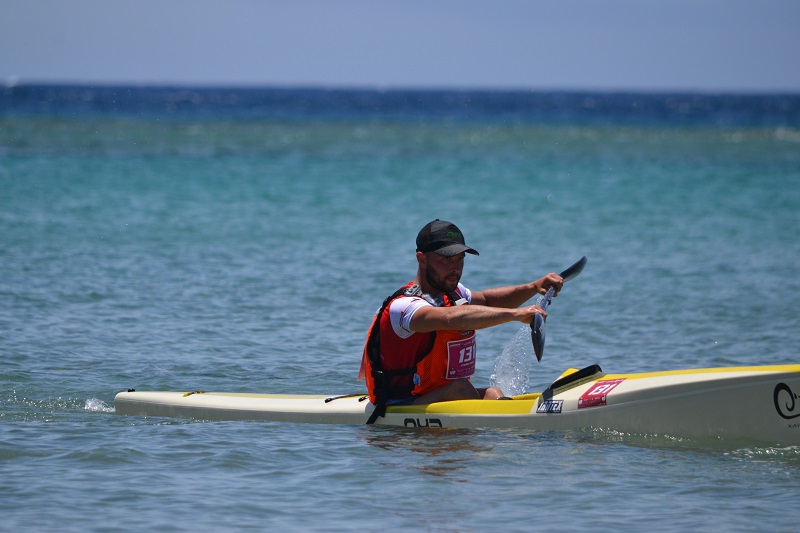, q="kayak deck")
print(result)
[114,364,800,445]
